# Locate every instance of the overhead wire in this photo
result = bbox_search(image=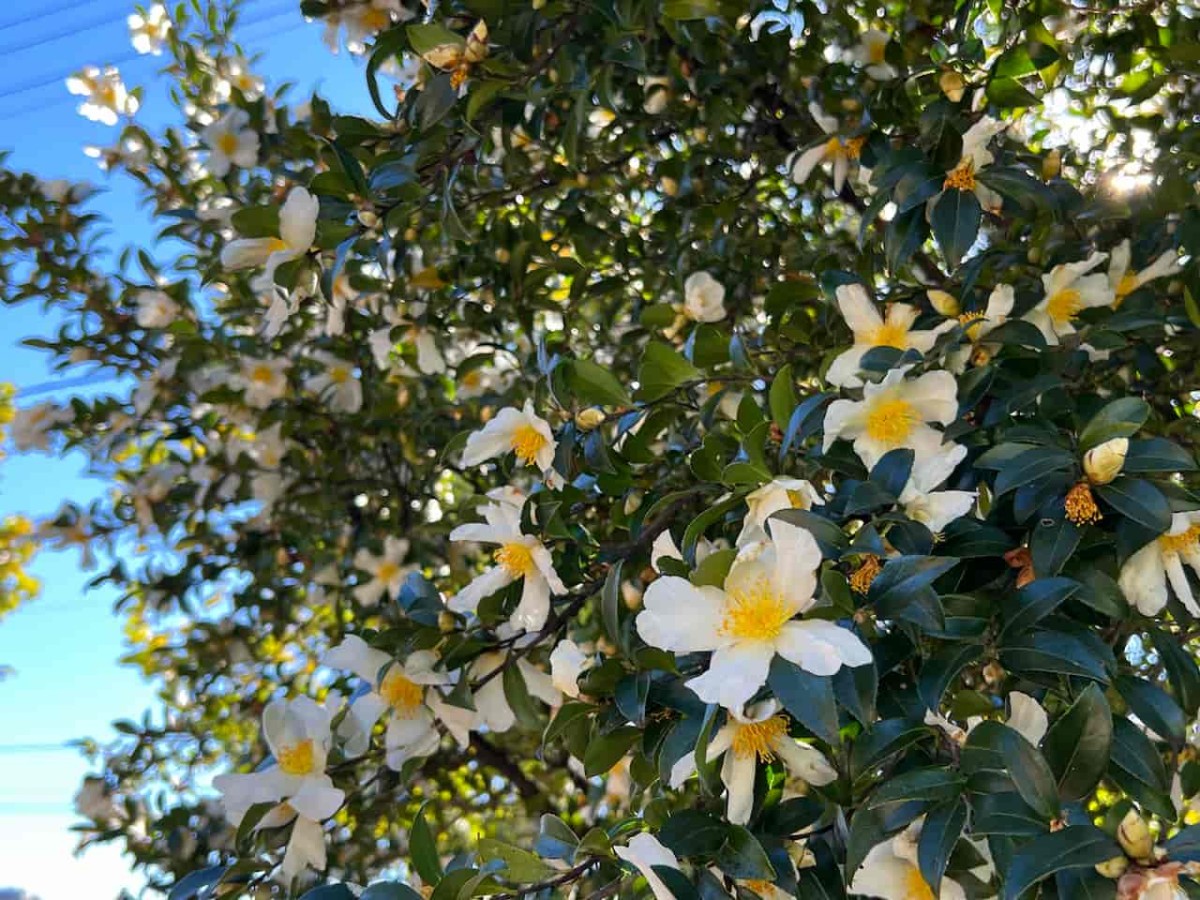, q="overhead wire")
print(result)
[0,0,124,35]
